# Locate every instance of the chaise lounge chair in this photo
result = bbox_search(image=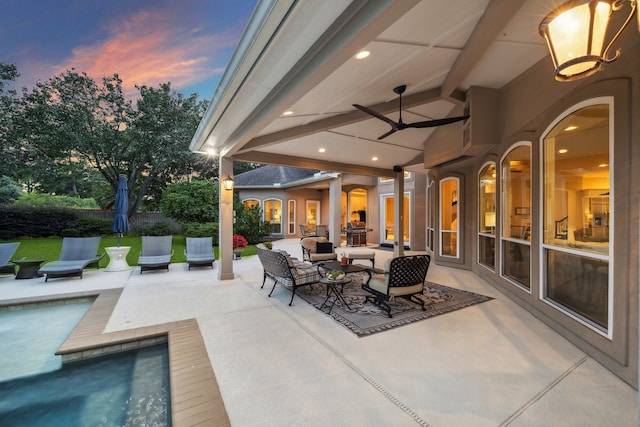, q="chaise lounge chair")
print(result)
[184,237,215,270]
[0,242,20,276]
[38,237,104,282]
[138,235,173,273]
